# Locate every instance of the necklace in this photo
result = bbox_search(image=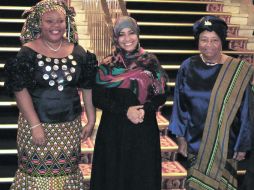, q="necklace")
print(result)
[44,39,63,52]
[200,54,221,66]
